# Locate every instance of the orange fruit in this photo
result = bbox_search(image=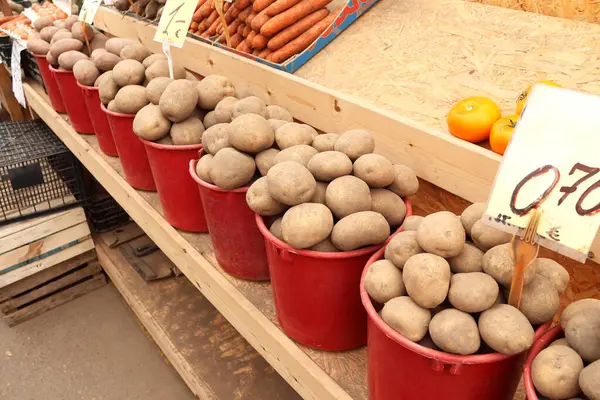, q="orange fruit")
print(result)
[489,114,518,155]
[516,80,561,116]
[447,96,502,143]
